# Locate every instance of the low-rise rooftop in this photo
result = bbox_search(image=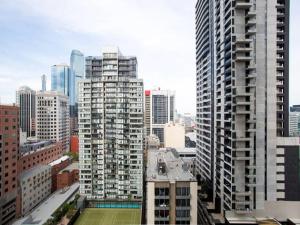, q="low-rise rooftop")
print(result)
[13,183,79,225]
[20,164,51,180]
[59,162,79,174]
[49,155,70,167]
[147,148,196,182]
[20,140,57,155]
